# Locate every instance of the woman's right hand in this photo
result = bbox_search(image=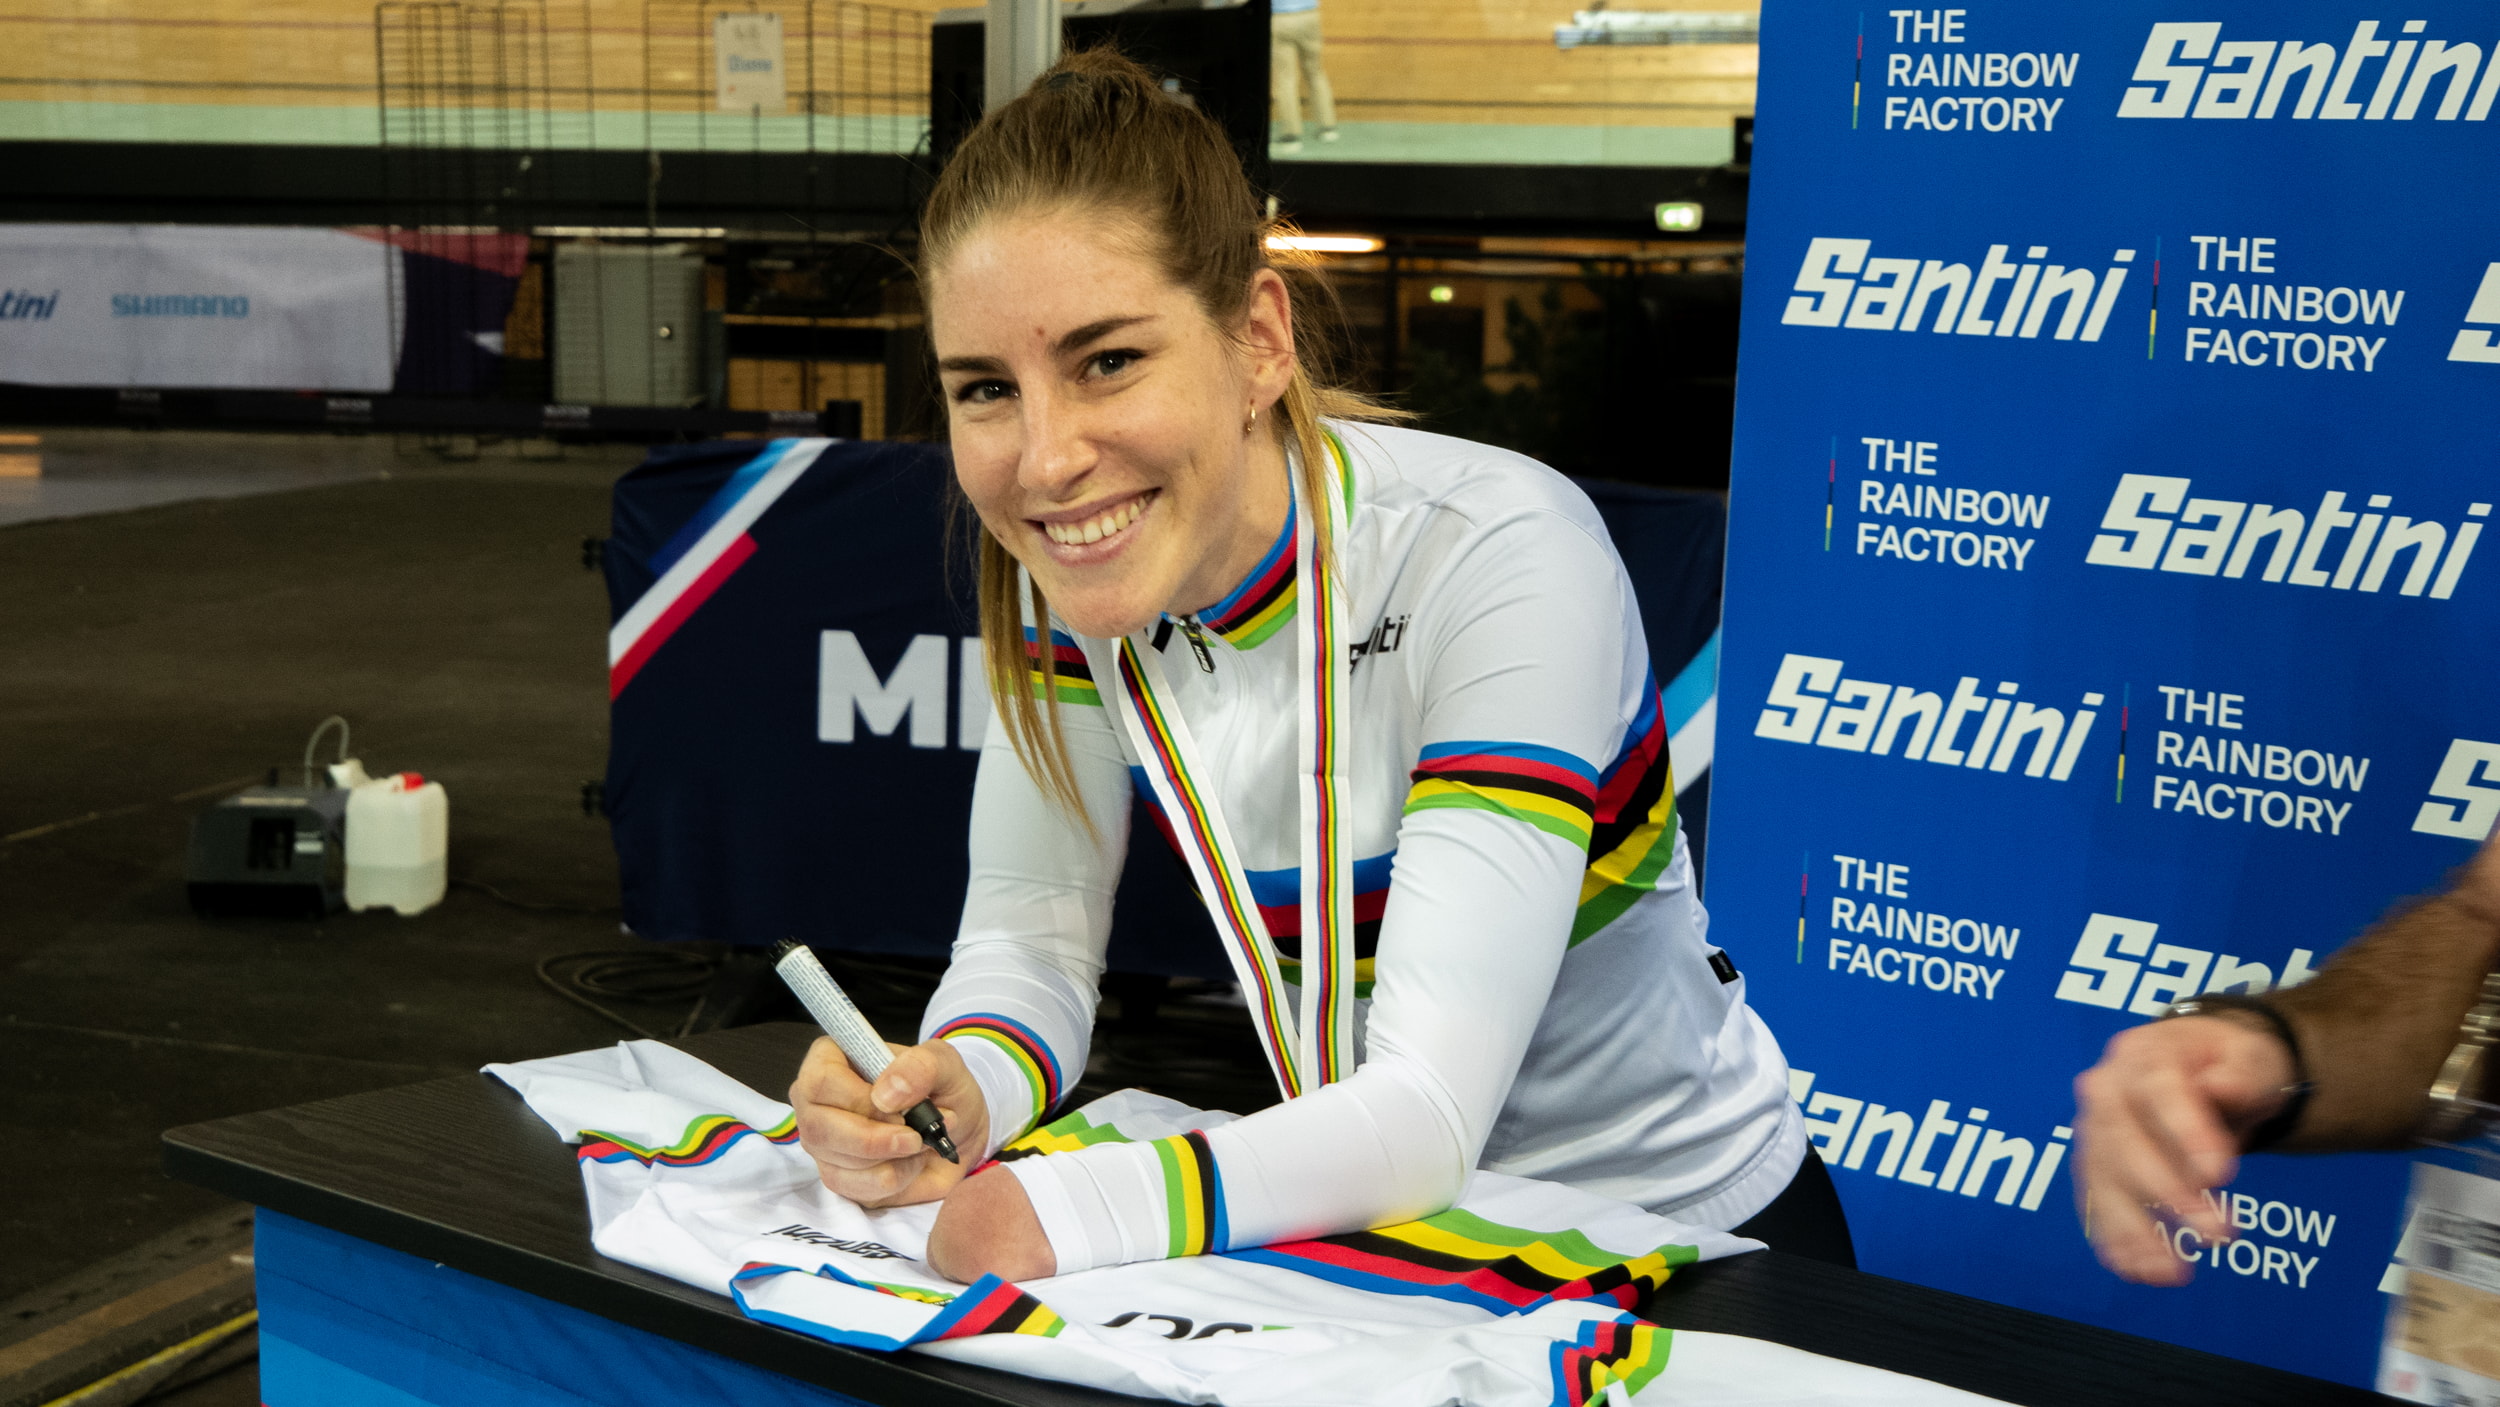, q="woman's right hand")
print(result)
[789,1036,990,1207]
